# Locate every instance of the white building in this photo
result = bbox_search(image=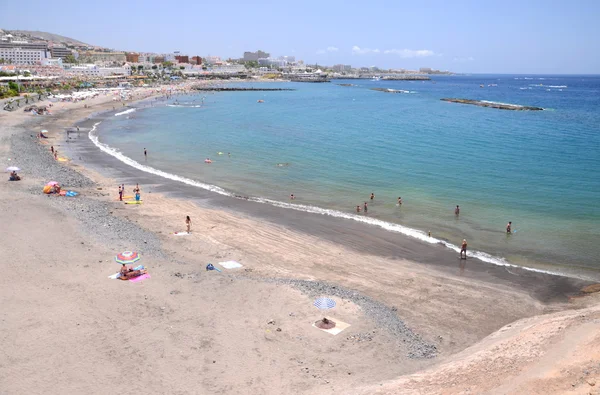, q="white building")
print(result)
[210,64,246,74]
[41,58,64,67]
[258,57,287,68]
[0,48,46,65]
[66,64,131,77]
